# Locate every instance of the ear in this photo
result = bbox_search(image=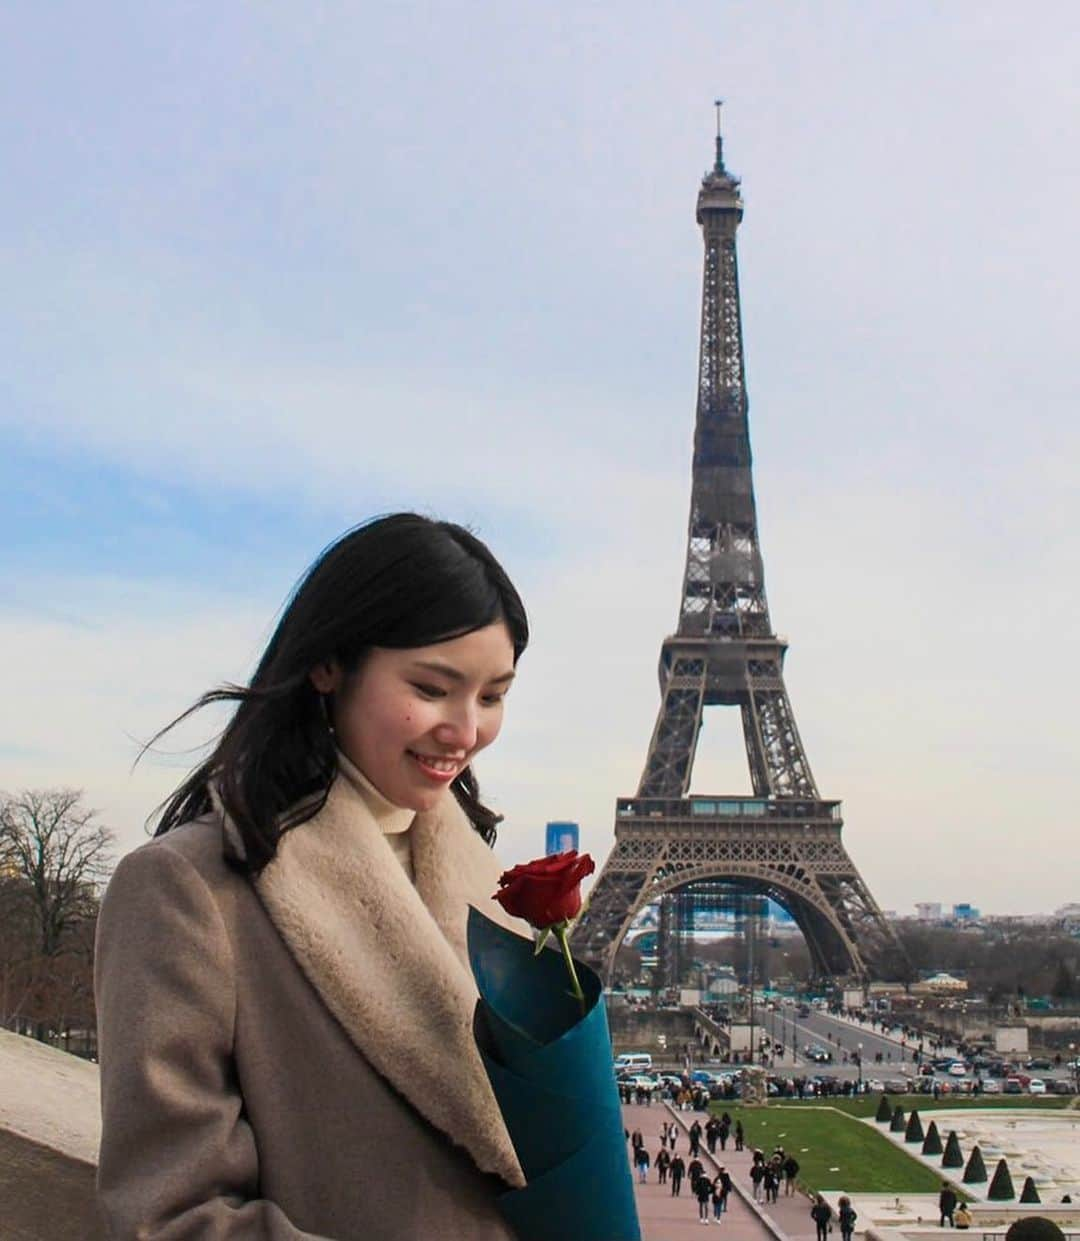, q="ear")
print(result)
[309,660,342,694]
